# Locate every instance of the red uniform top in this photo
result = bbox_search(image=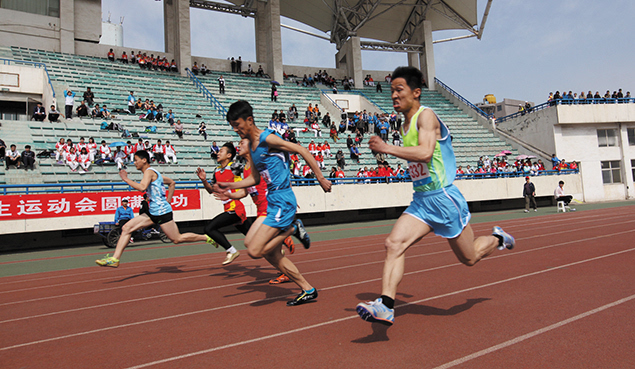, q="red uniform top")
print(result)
[211,162,246,222]
[308,143,317,152]
[243,165,268,217]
